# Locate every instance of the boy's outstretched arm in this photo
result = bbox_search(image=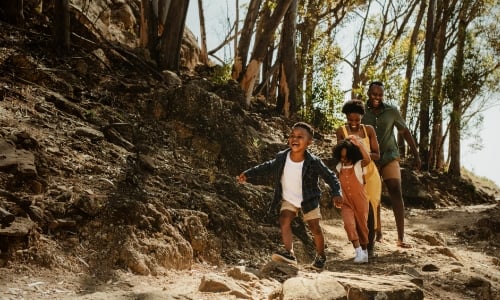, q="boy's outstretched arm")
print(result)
[316,159,342,198]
